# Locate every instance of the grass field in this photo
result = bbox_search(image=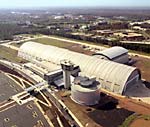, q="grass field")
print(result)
[49,35,110,47]
[27,37,94,55]
[41,35,150,56]
[12,37,75,49]
[12,35,150,56]
[0,45,26,63]
[29,37,74,48]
